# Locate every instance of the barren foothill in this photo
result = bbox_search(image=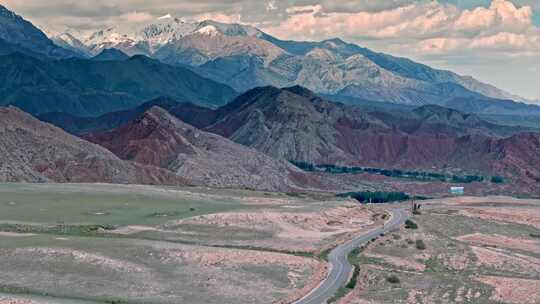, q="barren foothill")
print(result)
[340,196,540,304]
